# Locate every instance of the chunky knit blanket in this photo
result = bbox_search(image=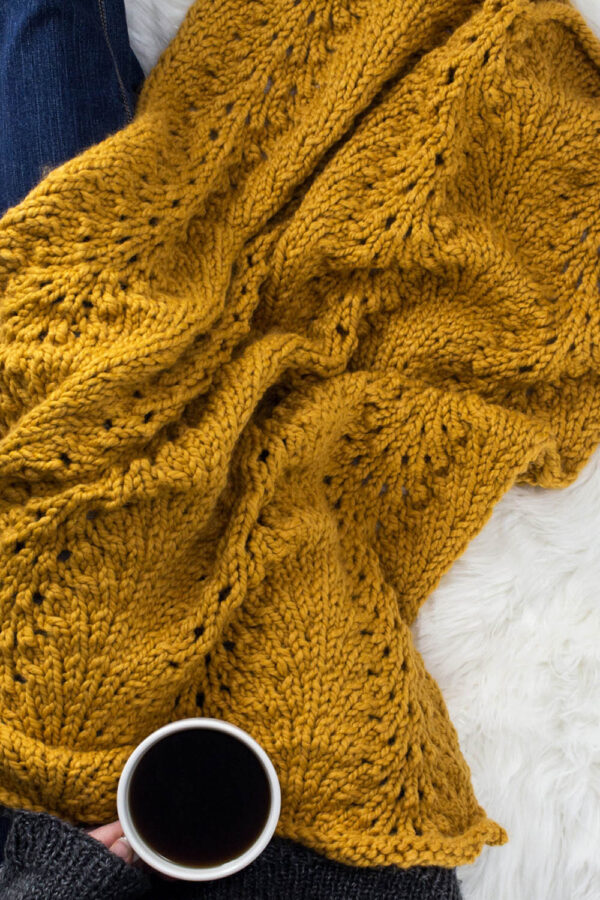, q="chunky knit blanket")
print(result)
[1,0,599,872]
